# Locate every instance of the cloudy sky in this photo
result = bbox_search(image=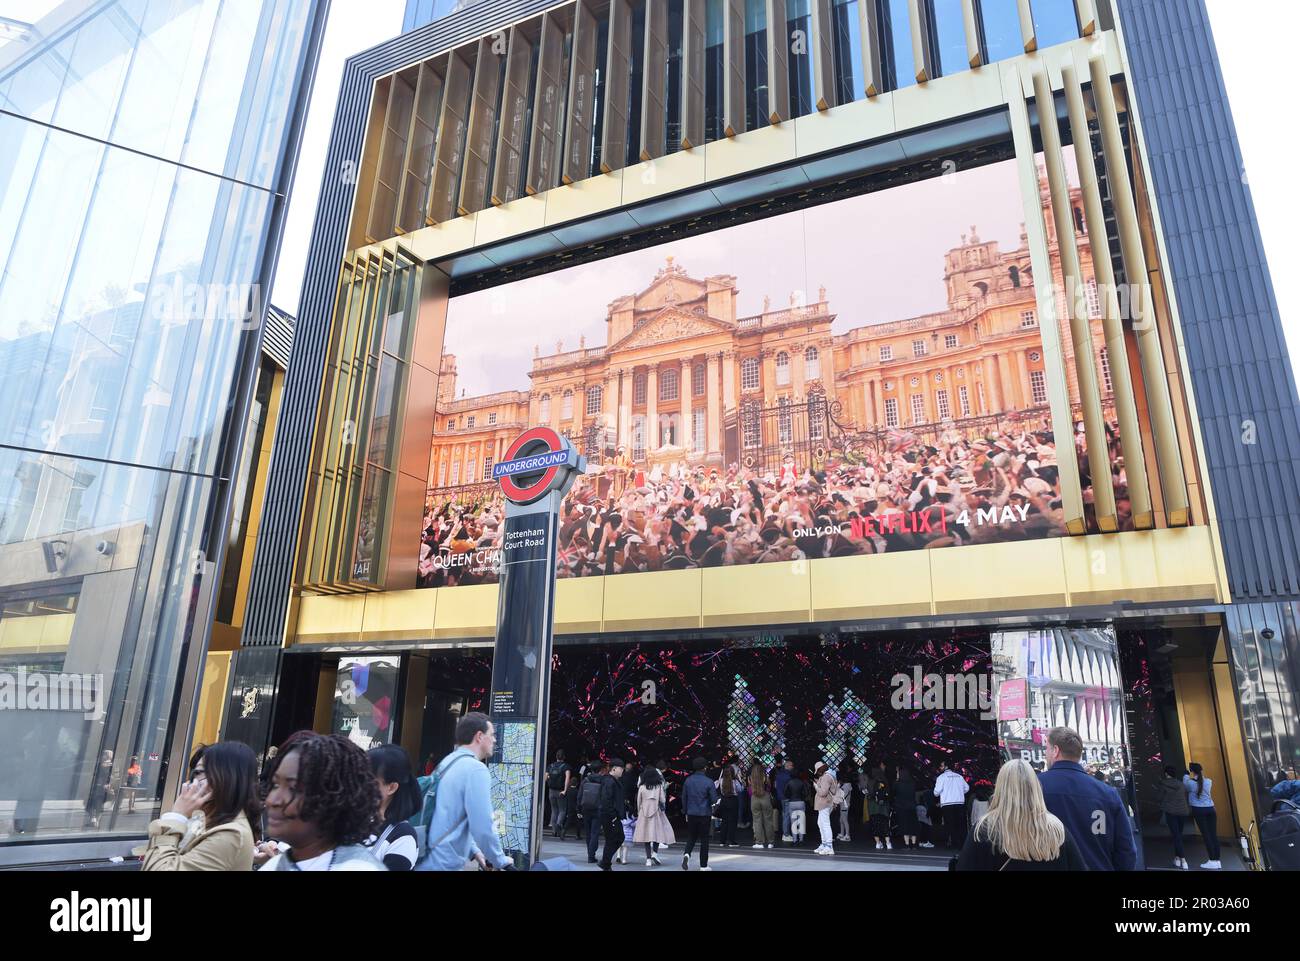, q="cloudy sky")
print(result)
[271,0,1298,380]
